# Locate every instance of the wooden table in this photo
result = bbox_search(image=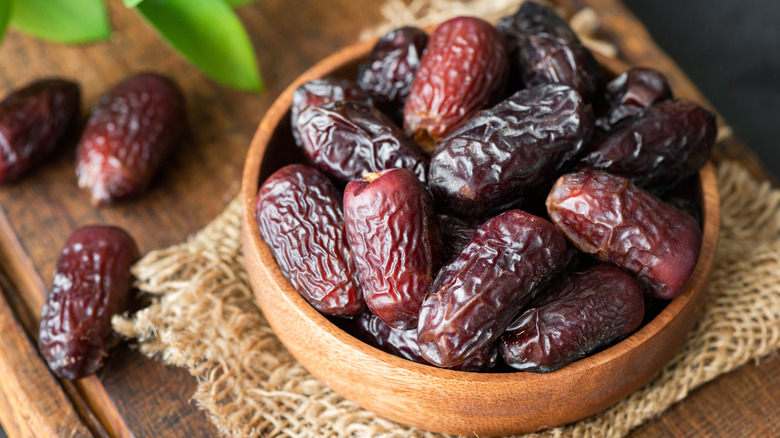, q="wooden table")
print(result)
[0,0,777,436]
